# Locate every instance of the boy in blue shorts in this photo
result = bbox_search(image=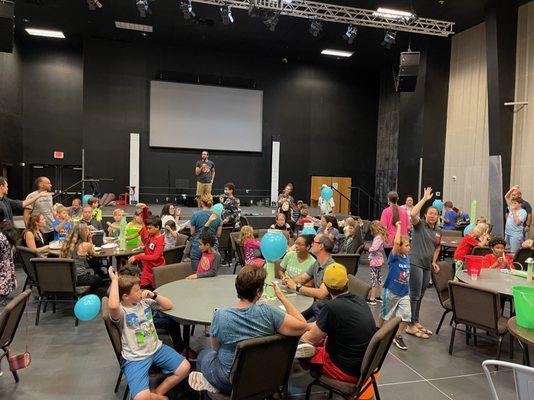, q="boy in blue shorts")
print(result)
[108,266,190,400]
[379,221,412,350]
